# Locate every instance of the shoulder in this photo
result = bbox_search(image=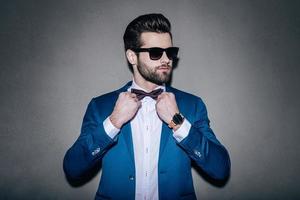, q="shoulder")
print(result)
[168,86,205,105]
[168,86,209,121]
[92,90,119,104]
[91,81,131,105]
[83,88,123,118]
